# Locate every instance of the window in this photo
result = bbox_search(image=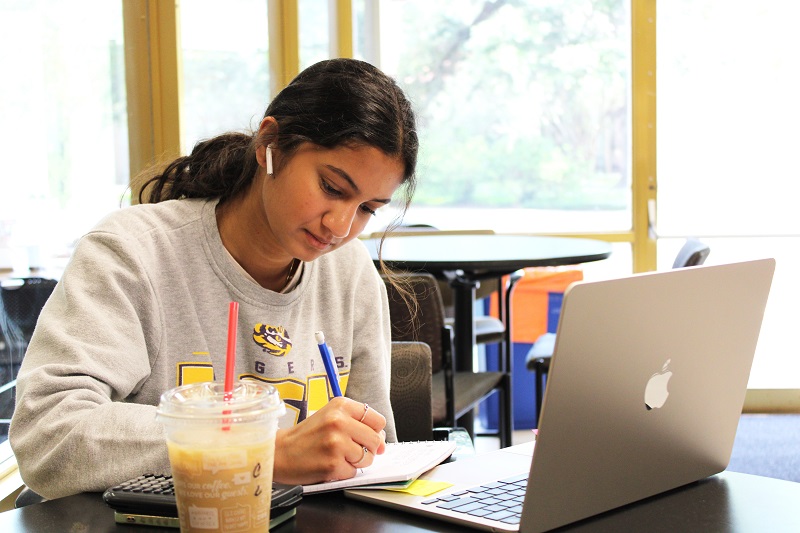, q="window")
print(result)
[0,1,129,451]
[180,0,271,153]
[298,0,332,69]
[657,1,800,389]
[359,0,632,237]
